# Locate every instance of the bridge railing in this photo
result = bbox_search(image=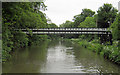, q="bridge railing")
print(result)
[15,28,108,31]
[23,31,111,34]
